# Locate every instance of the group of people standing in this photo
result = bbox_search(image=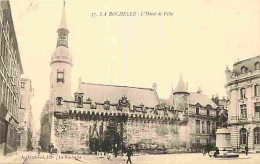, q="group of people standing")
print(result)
[97,145,133,164]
